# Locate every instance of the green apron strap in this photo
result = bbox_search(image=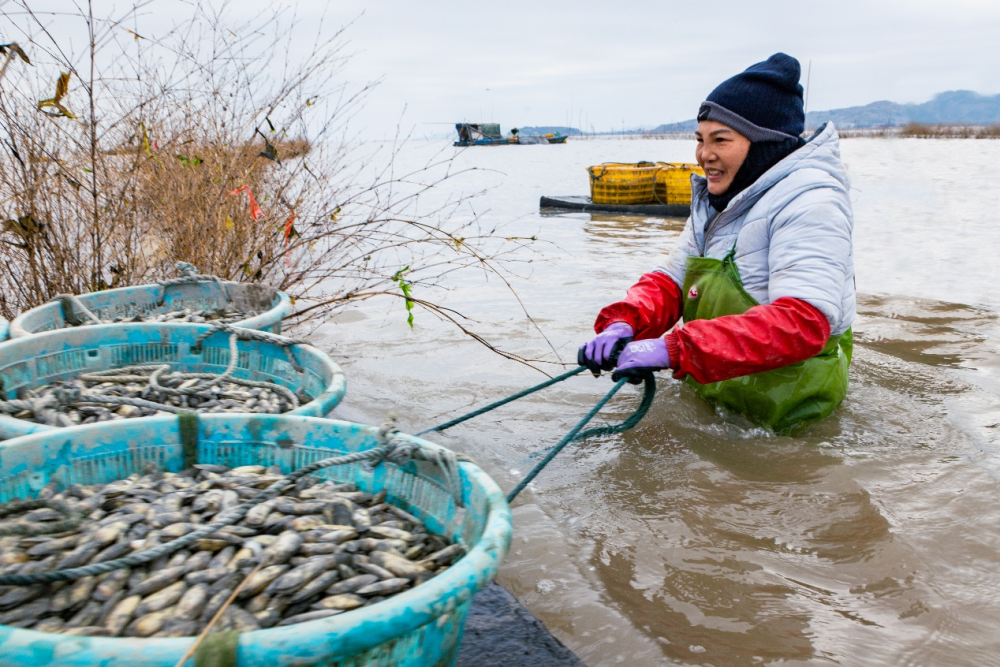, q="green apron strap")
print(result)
[179,411,200,469]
